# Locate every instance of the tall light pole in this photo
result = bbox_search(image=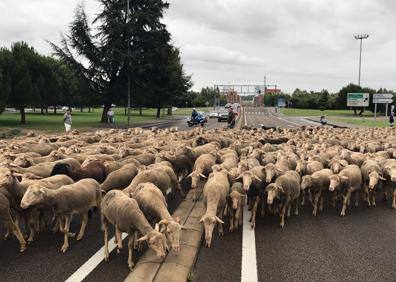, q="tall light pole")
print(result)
[126,0,131,127]
[354,34,369,86]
